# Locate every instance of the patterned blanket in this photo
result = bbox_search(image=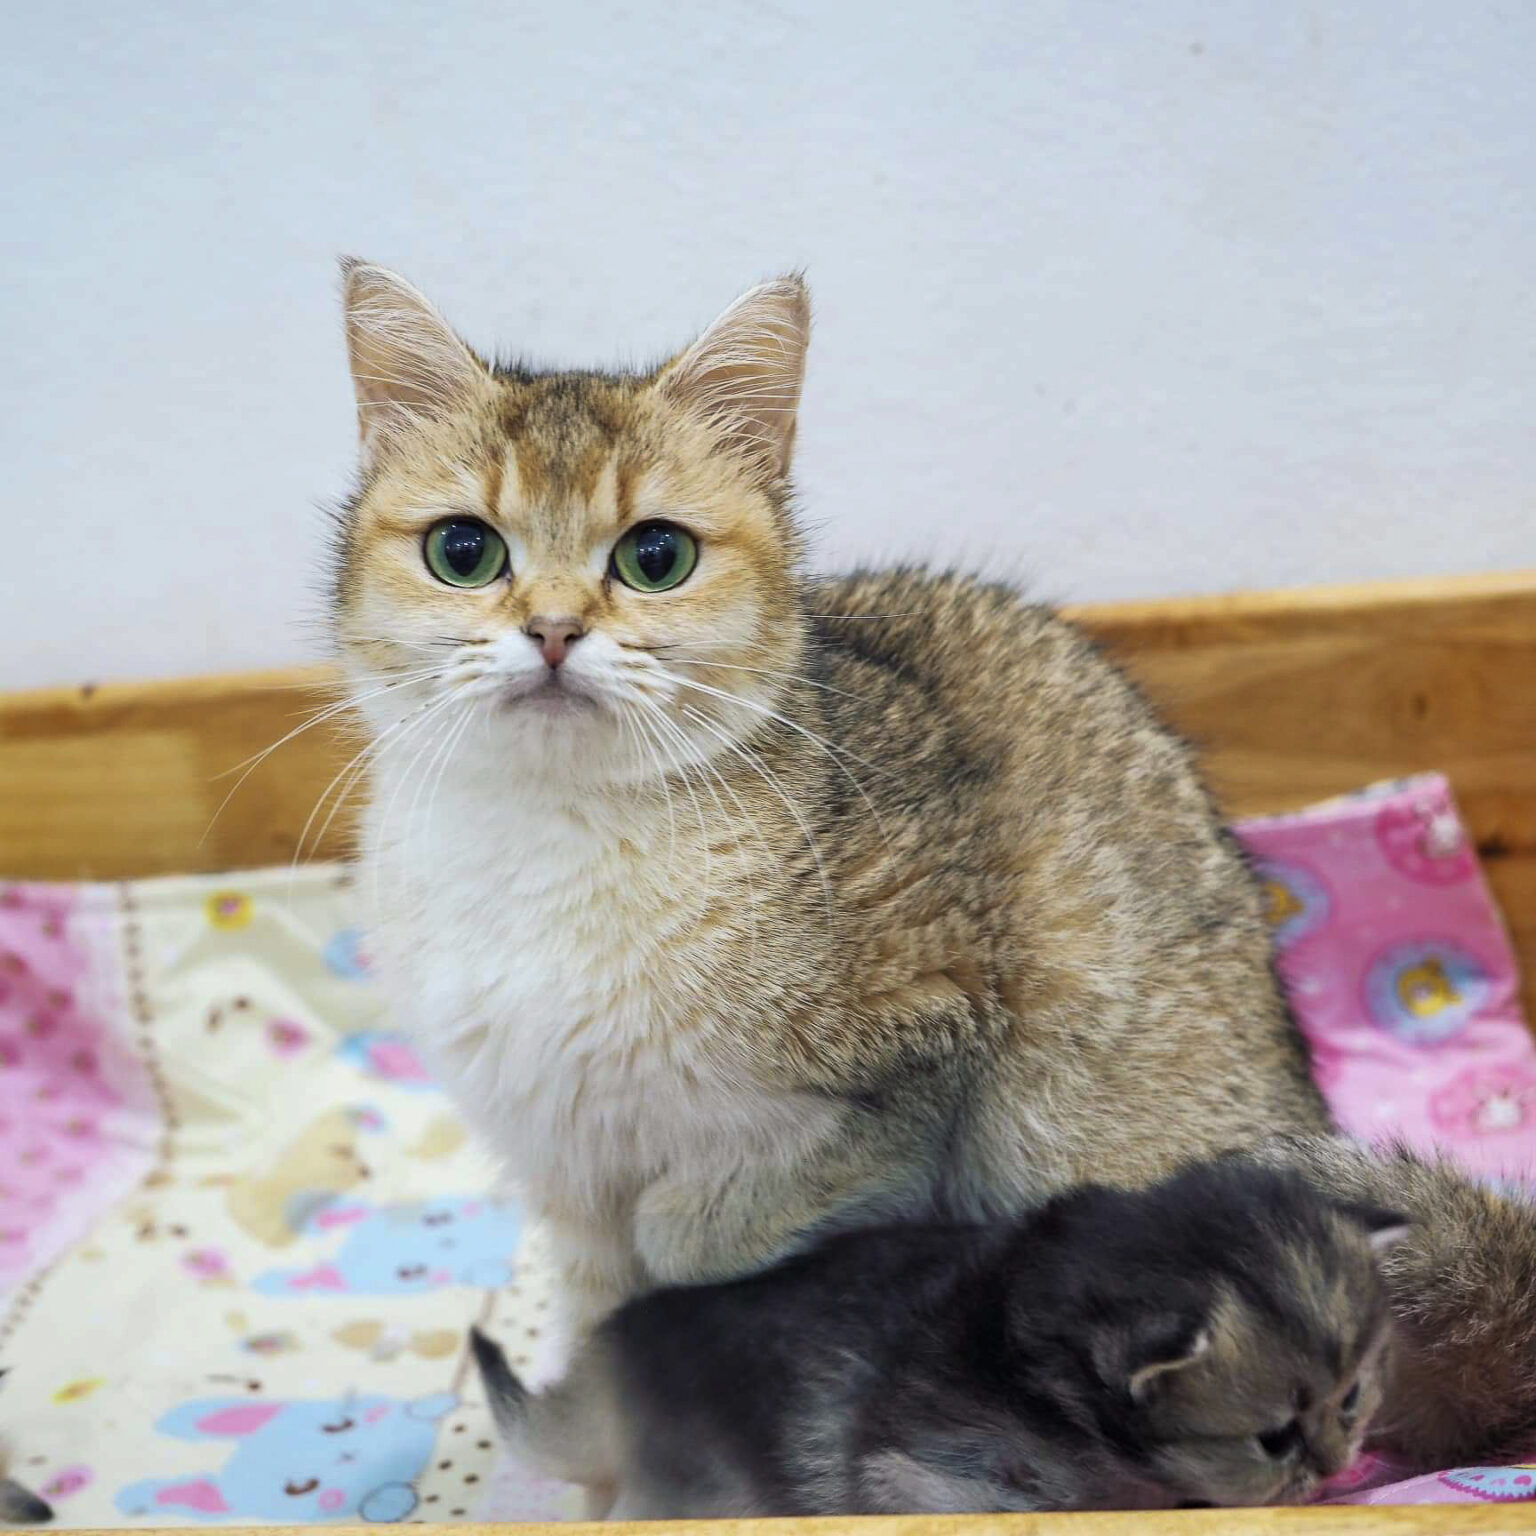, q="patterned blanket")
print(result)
[1,774,1532,1522]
